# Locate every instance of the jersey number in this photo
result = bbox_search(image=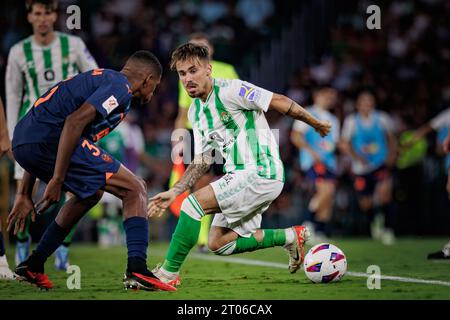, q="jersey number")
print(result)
[81,139,100,157]
[34,85,59,107]
[92,69,104,76]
